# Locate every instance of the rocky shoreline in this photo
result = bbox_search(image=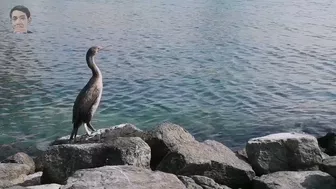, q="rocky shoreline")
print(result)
[1,122,336,189]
